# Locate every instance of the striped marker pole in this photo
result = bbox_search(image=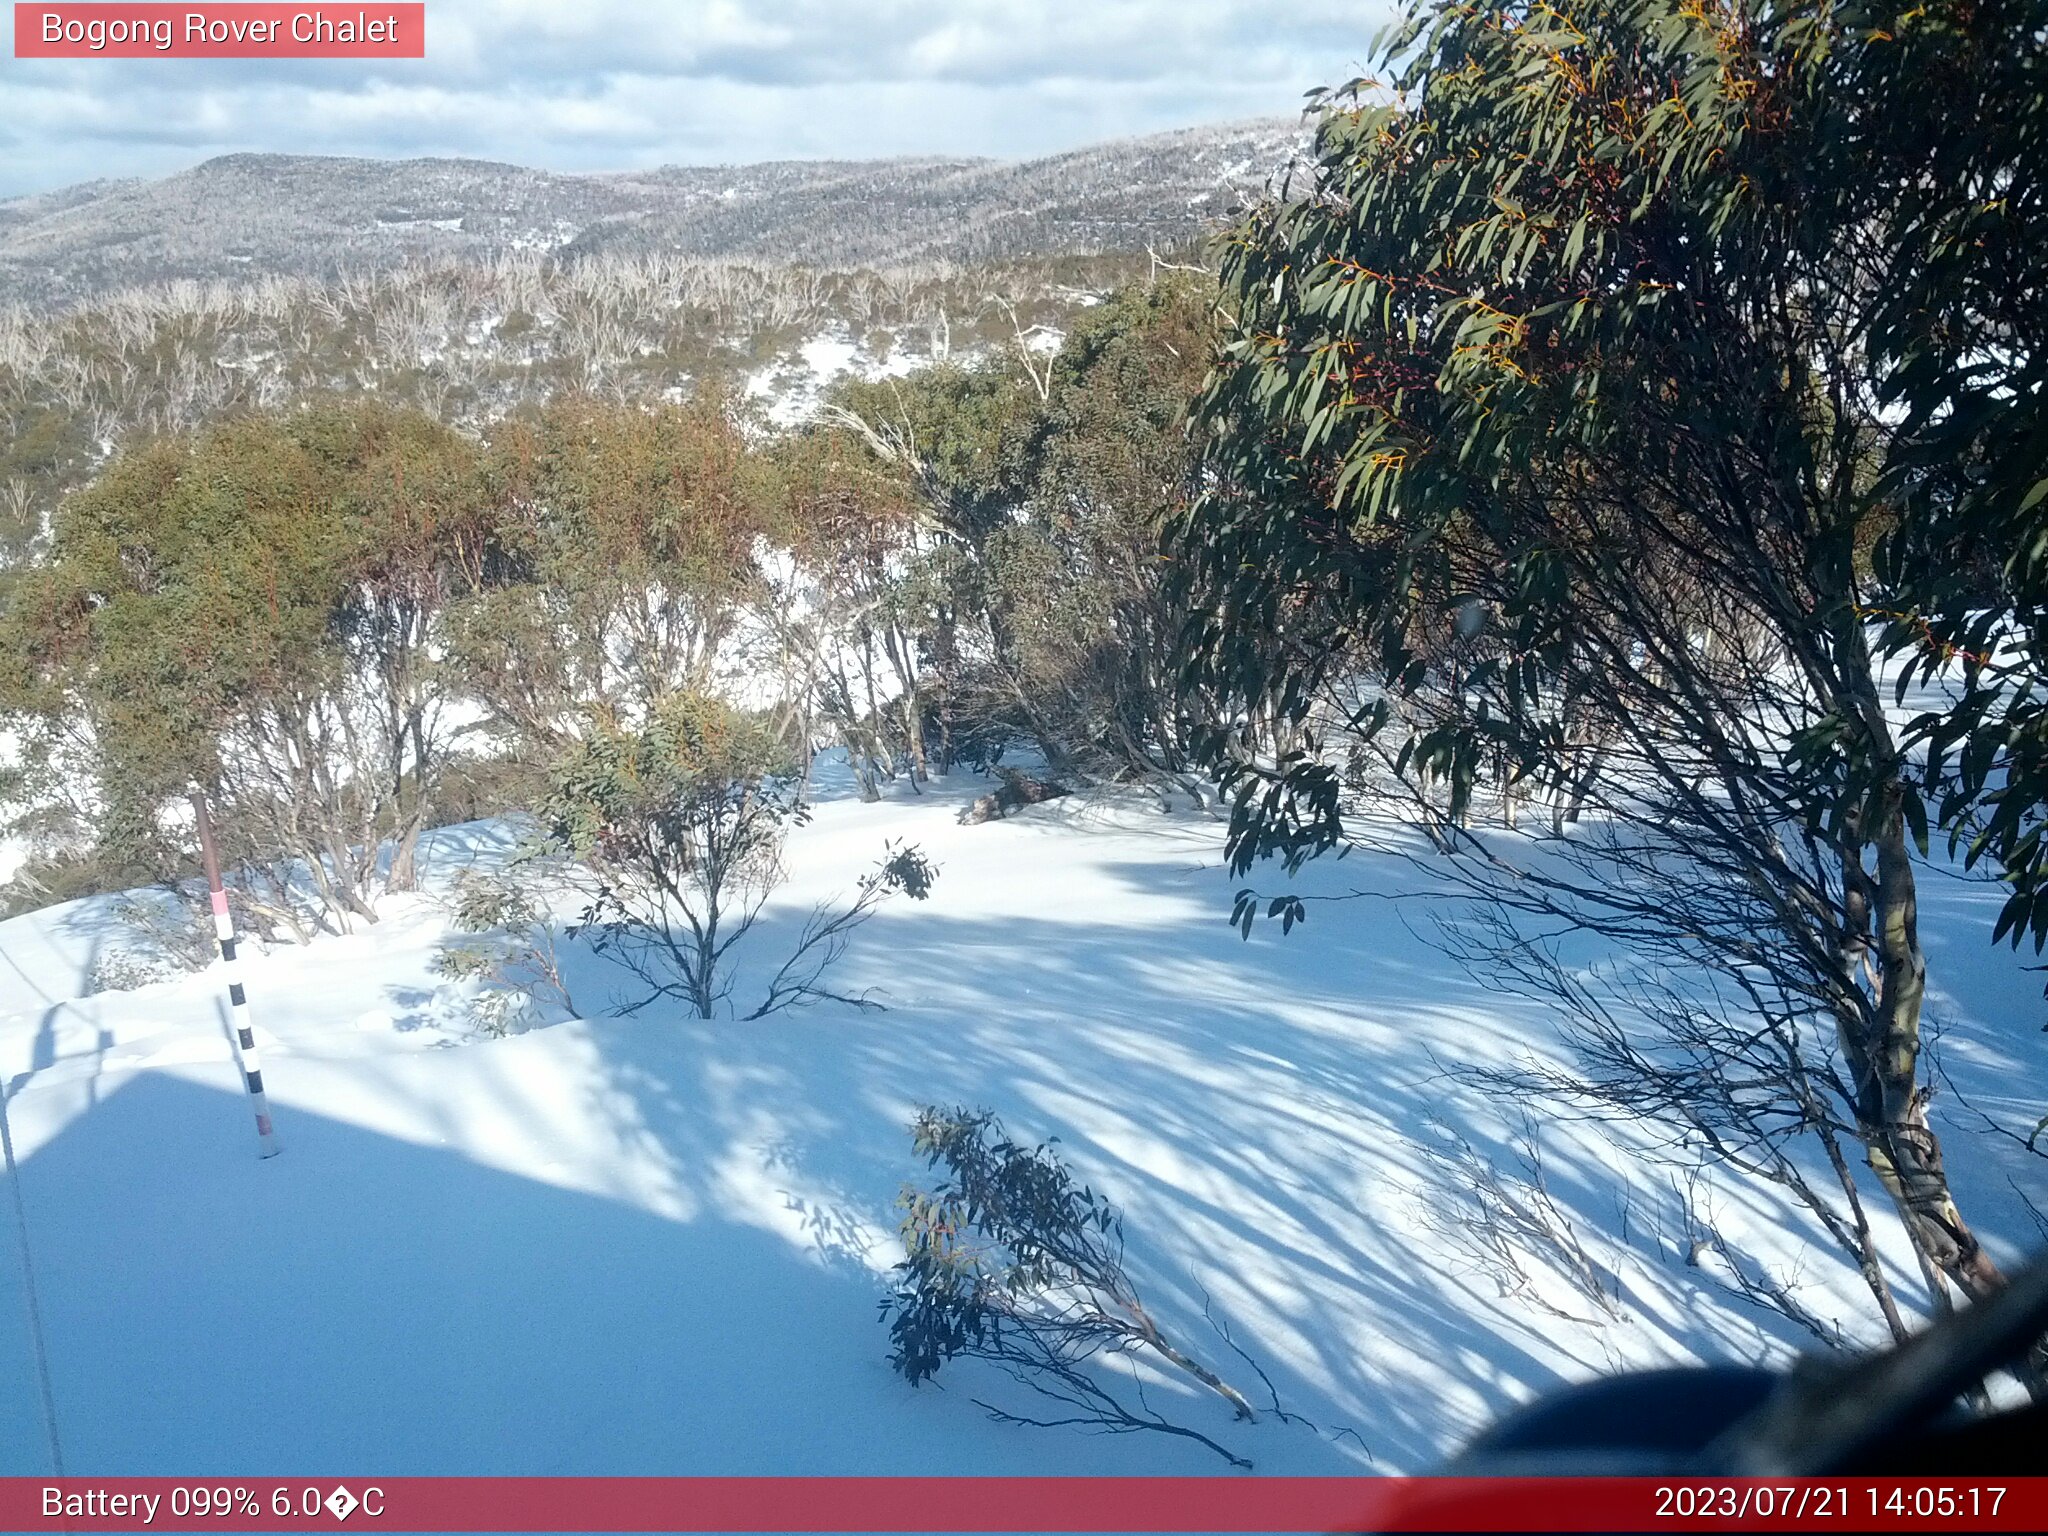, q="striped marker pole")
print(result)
[191,789,281,1158]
